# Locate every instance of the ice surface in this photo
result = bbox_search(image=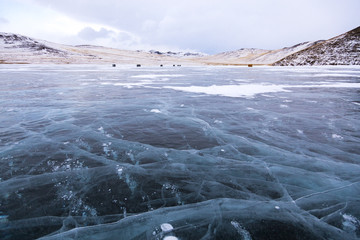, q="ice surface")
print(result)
[0,65,359,239]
